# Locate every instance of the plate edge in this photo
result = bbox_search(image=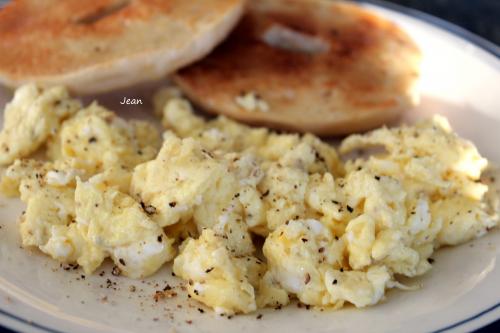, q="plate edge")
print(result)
[356,0,500,59]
